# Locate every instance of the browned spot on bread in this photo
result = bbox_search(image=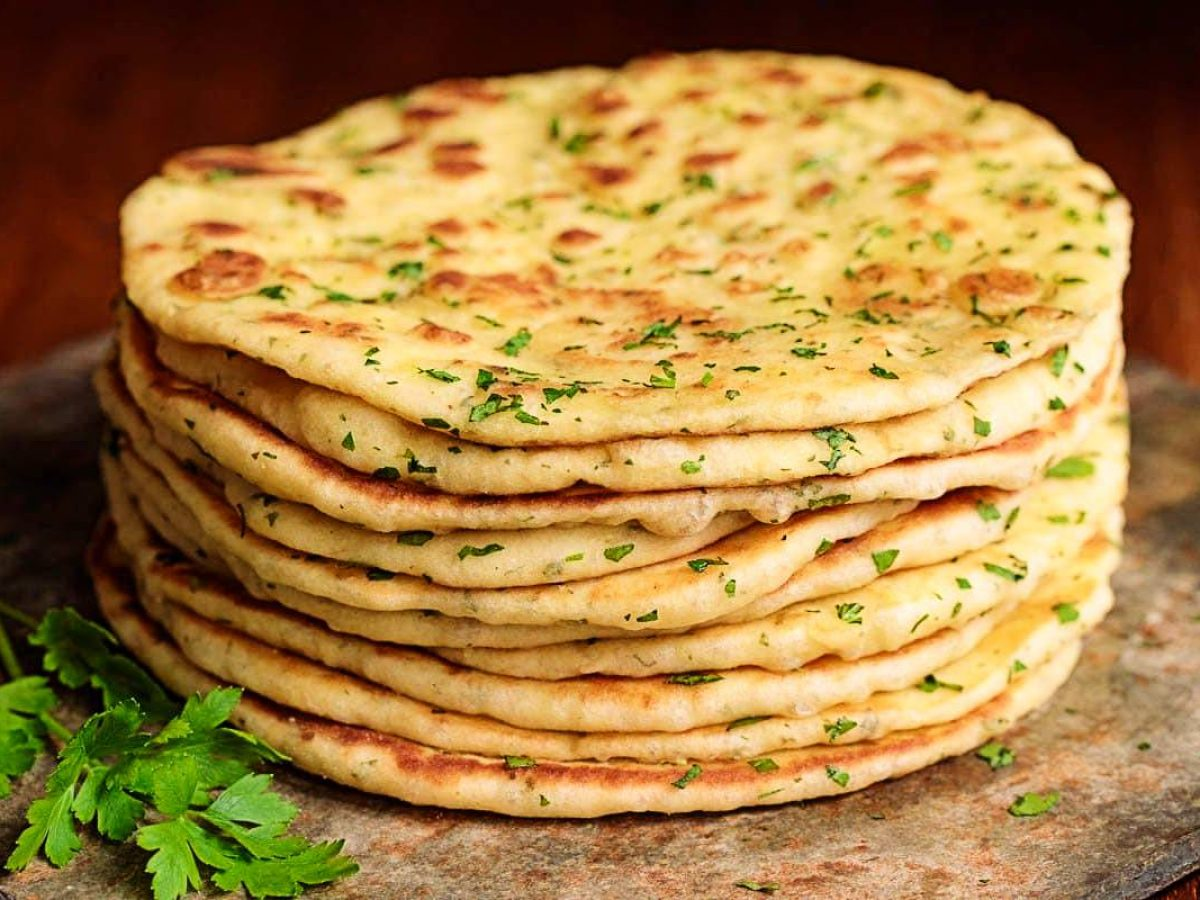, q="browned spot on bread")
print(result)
[684,151,739,170]
[165,146,307,178]
[171,250,266,298]
[587,89,628,113]
[625,119,662,141]
[856,263,899,285]
[288,188,346,215]
[433,159,486,178]
[429,270,468,290]
[653,245,700,265]
[431,141,485,178]
[257,310,368,338]
[403,106,457,123]
[737,112,768,126]
[583,165,633,186]
[711,191,767,213]
[428,78,506,104]
[1011,193,1054,211]
[367,136,416,155]
[678,88,713,103]
[880,131,971,163]
[800,113,826,128]
[804,180,837,203]
[776,238,812,258]
[761,67,807,85]
[556,228,601,247]
[188,221,245,237]
[429,218,466,236]
[412,321,472,344]
[946,216,971,233]
[956,267,1039,302]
